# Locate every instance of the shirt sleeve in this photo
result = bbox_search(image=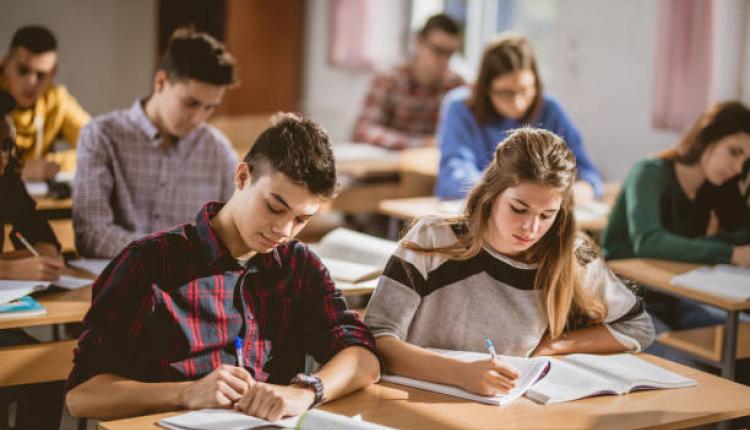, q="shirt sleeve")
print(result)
[624,160,736,263]
[542,98,603,198]
[434,91,484,199]
[72,121,142,257]
[578,256,655,352]
[66,242,156,391]
[364,219,435,339]
[352,74,429,150]
[298,245,378,365]
[216,133,239,202]
[2,170,59,250]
